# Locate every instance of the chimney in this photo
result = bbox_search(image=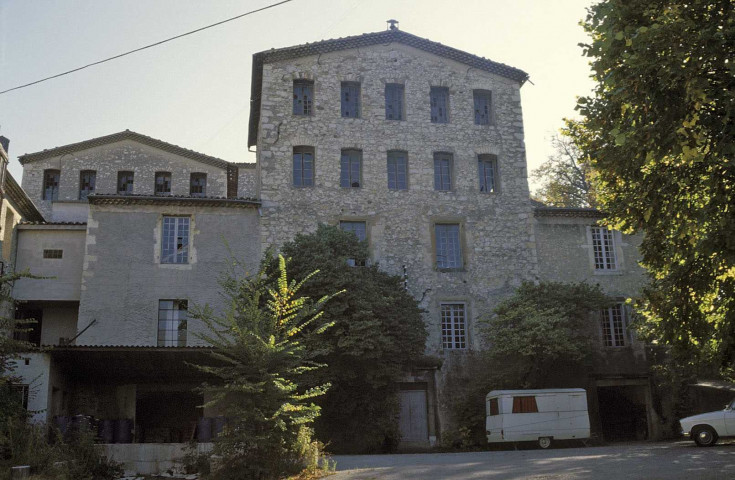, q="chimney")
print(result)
[387,19,399,31]
[0,136,8,154]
